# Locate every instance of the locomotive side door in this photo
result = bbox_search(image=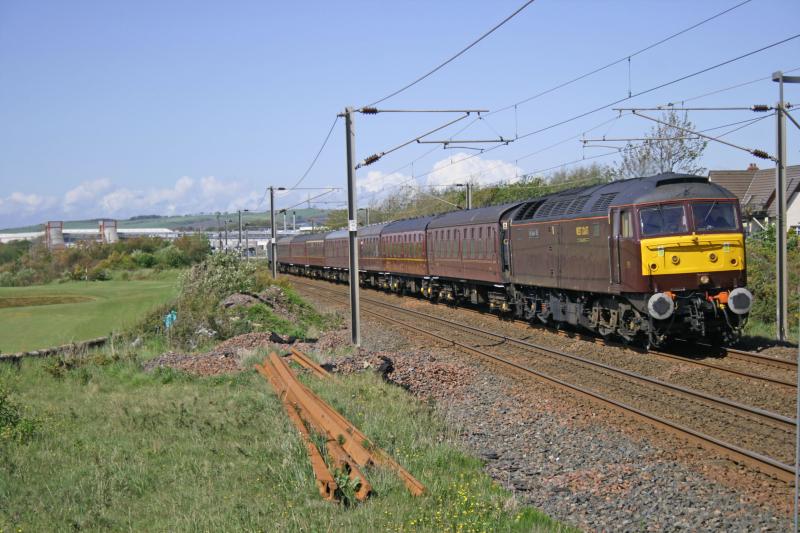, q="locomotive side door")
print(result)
[500,221,511,275]
[610,209,622,286]
[547,223,562,286]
